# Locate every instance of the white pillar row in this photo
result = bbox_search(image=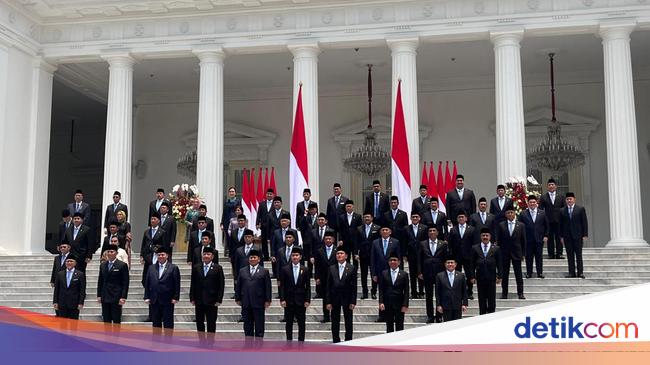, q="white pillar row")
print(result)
[0,44,8,207]
[193,48,225,250]
[599,23,649,247]
[100,54,134,232]
[288,43,320,204]
[388,37,420,206]
[491,30,527,184]
[23,58,56,253]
